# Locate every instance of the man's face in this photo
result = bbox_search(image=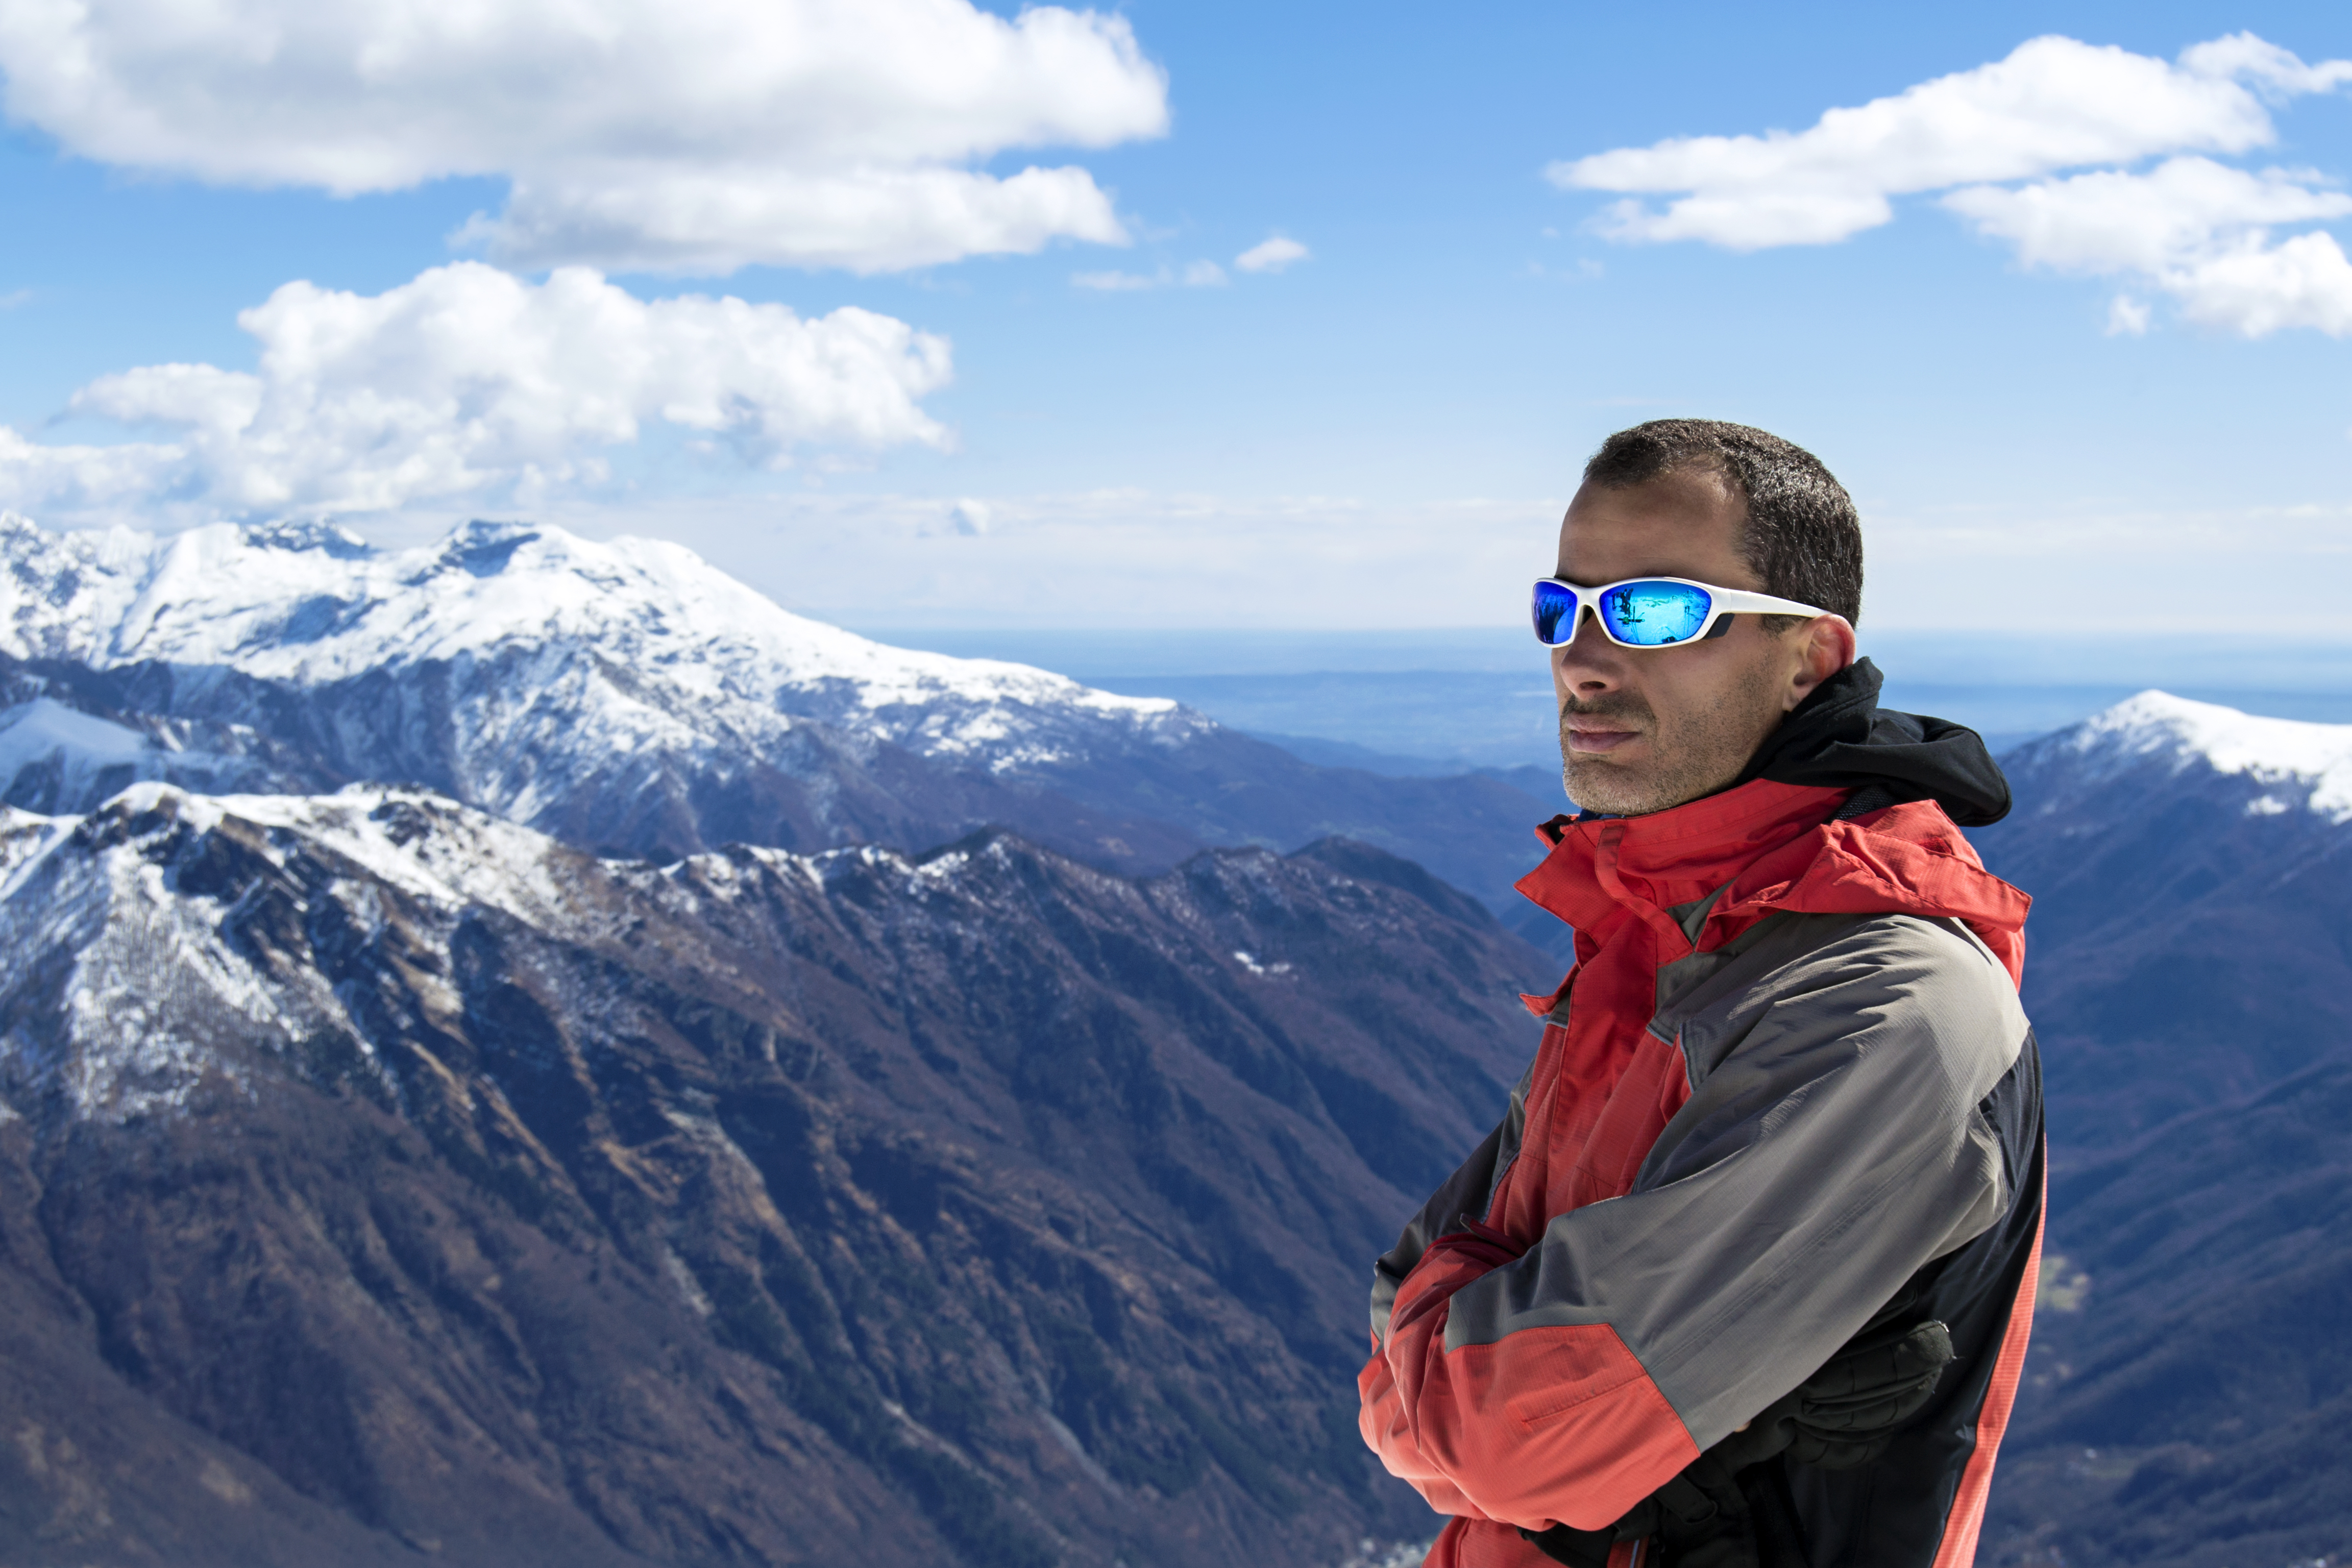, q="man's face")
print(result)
[1551,467,1849,816]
